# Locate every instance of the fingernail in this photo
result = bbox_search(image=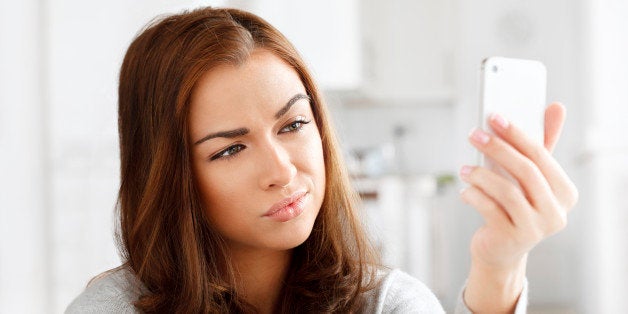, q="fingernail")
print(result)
[490,113,510,129]
[460,165,474,178]
[469,128,490,145]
